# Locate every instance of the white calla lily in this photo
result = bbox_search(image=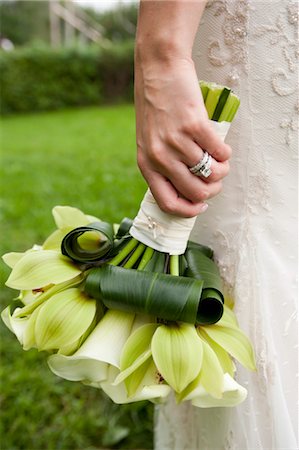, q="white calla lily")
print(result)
[47,310,135,384]
[6,250,81,290]
[185,373,247,408]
